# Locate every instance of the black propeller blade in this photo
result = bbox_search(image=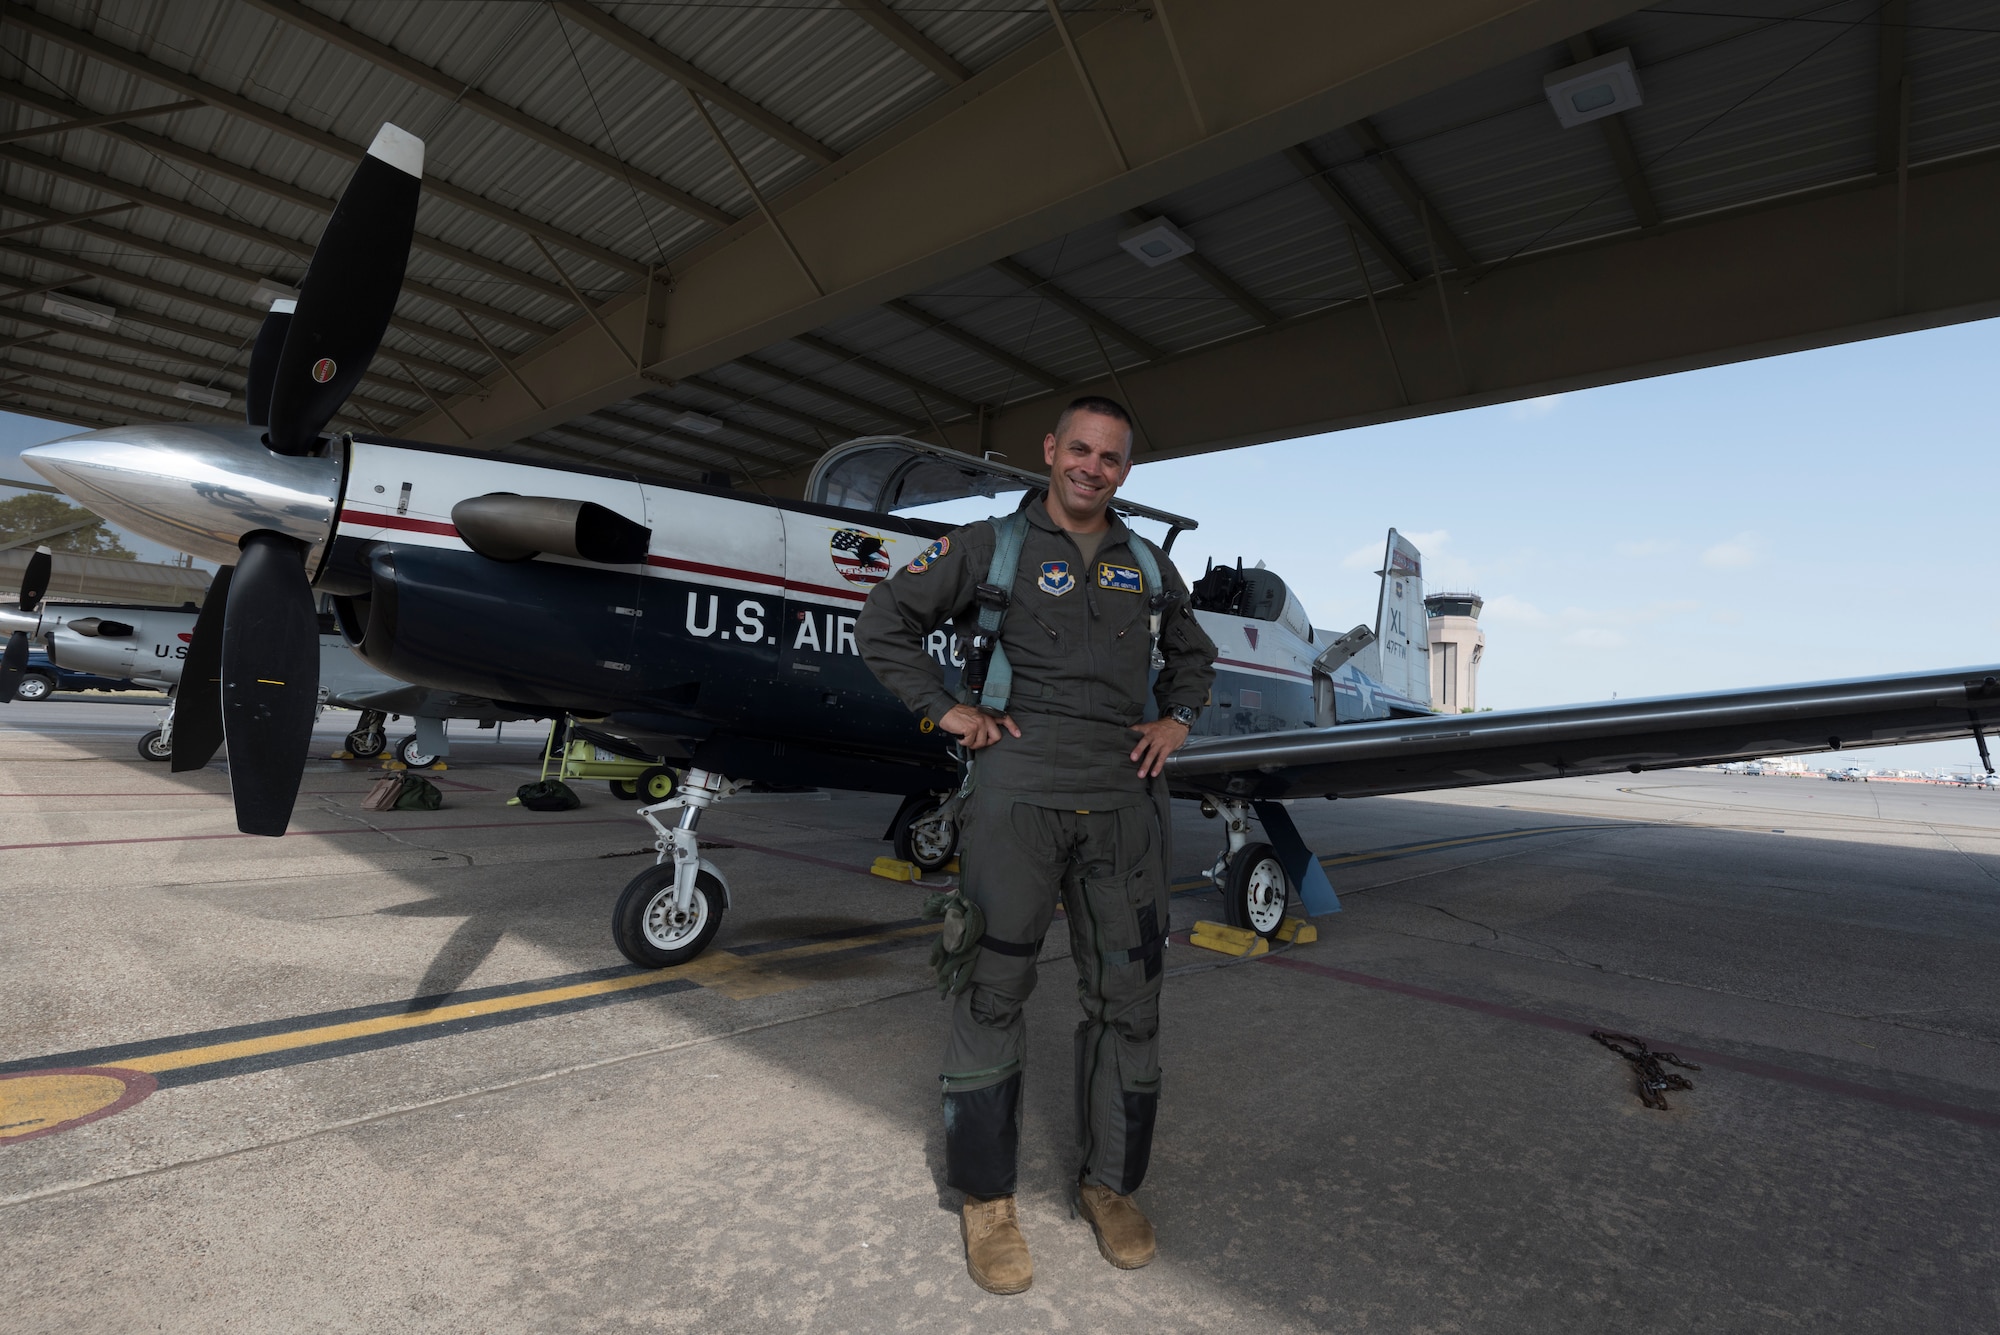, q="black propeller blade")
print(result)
[219,535,319,836]
[0,630,27,704]
[244,300,294,428]
[171,564,232,772]
[266,123,424,455]
[20,545,50,613]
